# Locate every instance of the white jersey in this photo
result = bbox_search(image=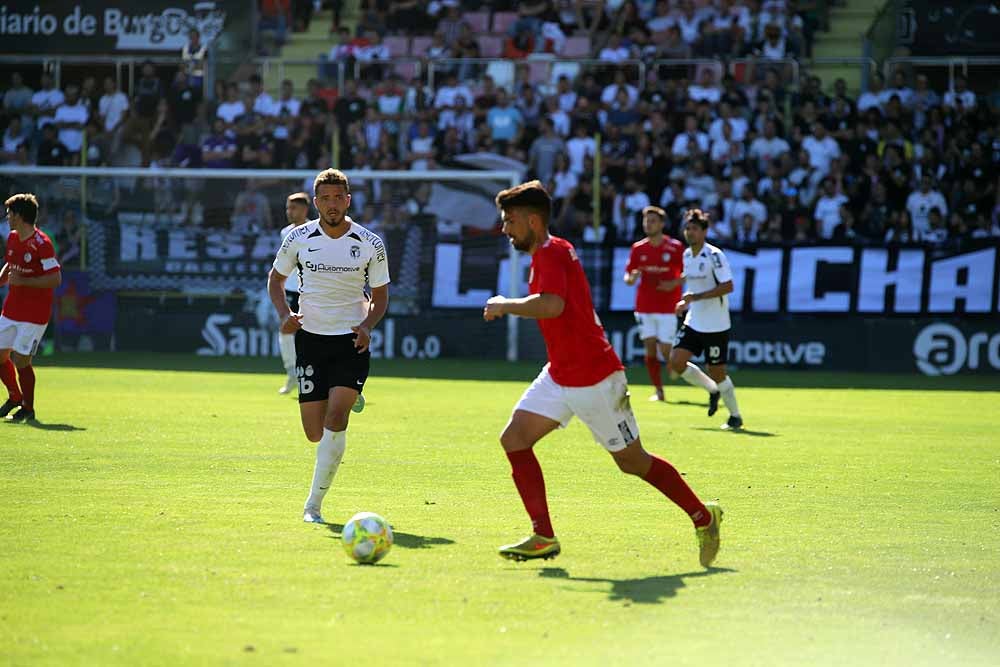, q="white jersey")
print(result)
[682,243,733,333]
[279,223,302,293]
[272,217,390,336]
